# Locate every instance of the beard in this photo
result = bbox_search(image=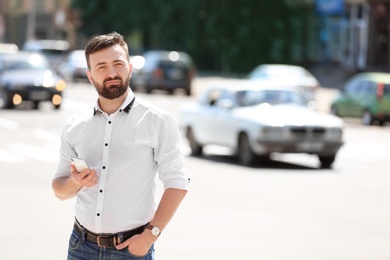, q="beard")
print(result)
[92,75,130,100]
